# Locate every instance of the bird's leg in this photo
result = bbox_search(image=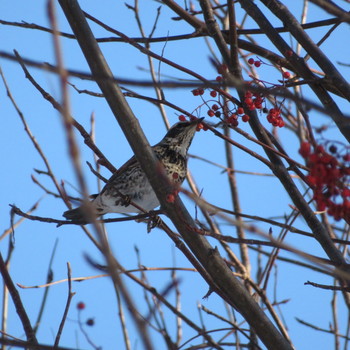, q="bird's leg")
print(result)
[147,212,163,233]
[134,209,163,232]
